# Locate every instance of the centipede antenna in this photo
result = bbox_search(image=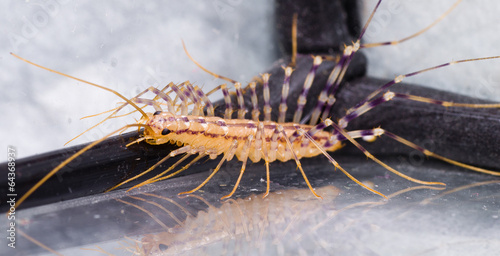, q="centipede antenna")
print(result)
[361,0,463,48]
[15,124,147,210]
[294,56,322,124]
[67,84,176,146]
[80,106,120,119]
[182,40,238,84]
[10,53,148,119]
